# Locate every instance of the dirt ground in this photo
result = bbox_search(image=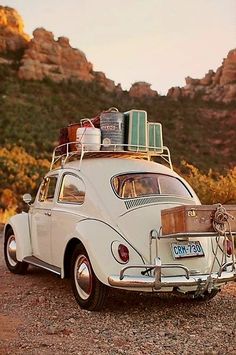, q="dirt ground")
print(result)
[0,231,235,355]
